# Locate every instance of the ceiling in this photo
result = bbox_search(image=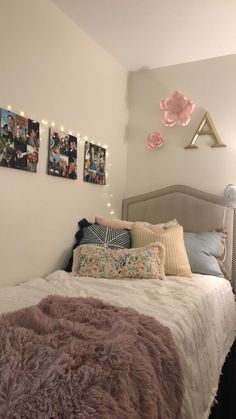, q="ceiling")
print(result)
[53,0,236,70]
